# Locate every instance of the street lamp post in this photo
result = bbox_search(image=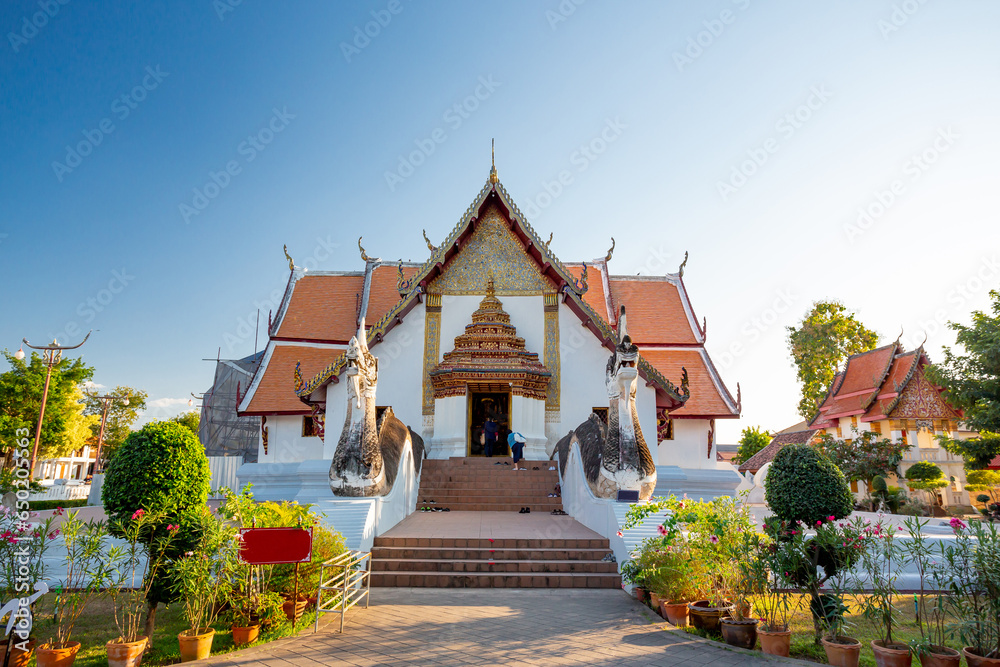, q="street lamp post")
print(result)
[21,332,91,478]
[91,392,129,474]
